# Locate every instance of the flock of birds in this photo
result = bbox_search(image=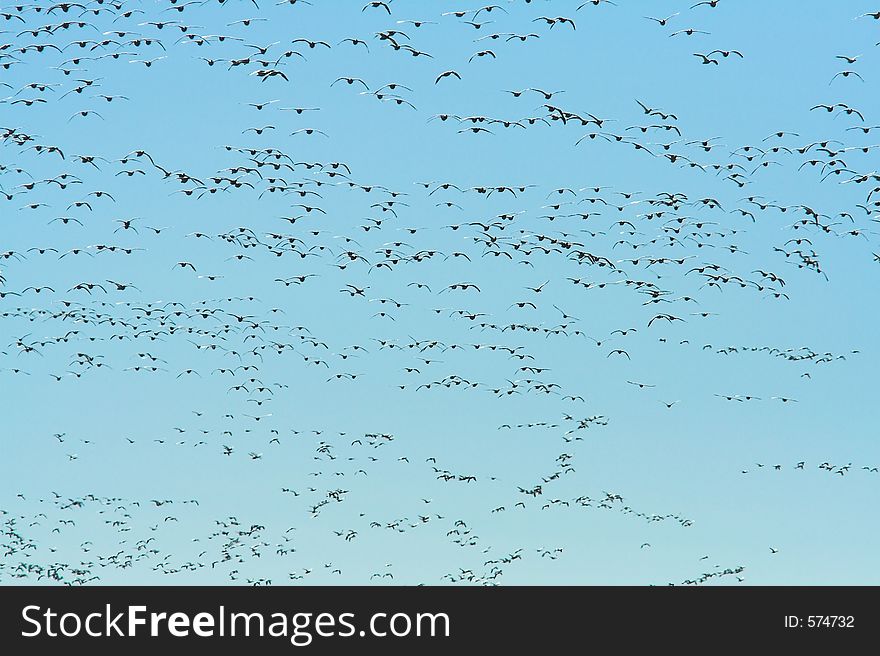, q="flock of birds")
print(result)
[2,0,879,586]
